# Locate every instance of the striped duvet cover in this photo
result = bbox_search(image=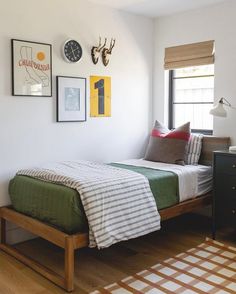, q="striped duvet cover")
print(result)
[17,161,161,249]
